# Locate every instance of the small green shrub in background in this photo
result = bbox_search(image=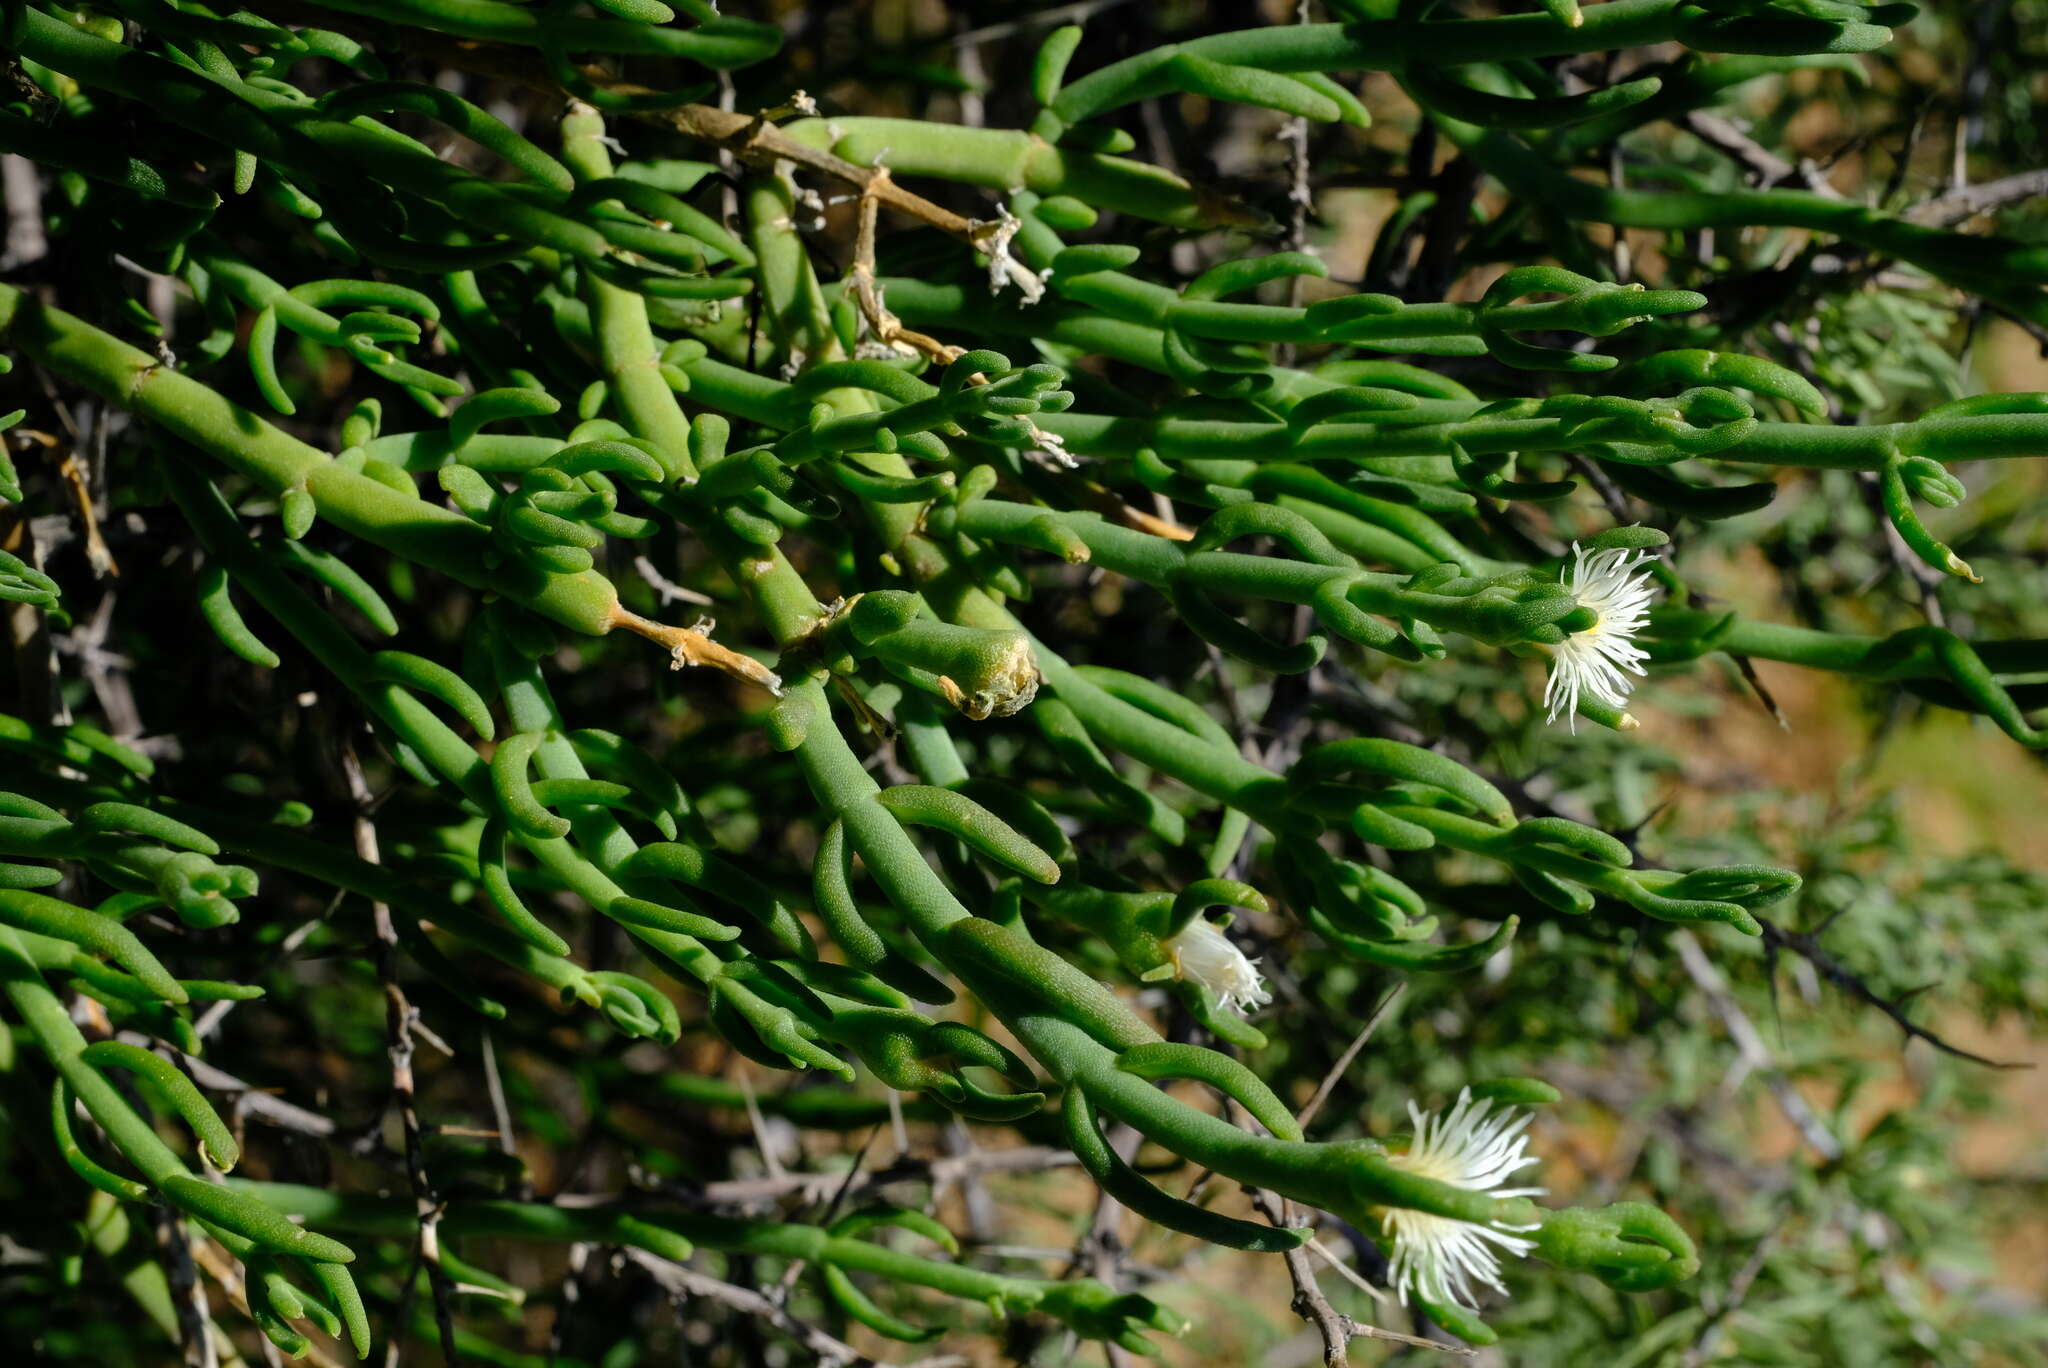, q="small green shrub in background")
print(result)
[2,0,2045,1362]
